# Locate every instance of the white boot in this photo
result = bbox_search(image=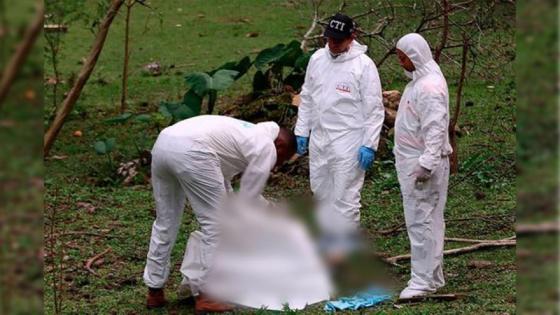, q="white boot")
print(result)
[399,286,434,299]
